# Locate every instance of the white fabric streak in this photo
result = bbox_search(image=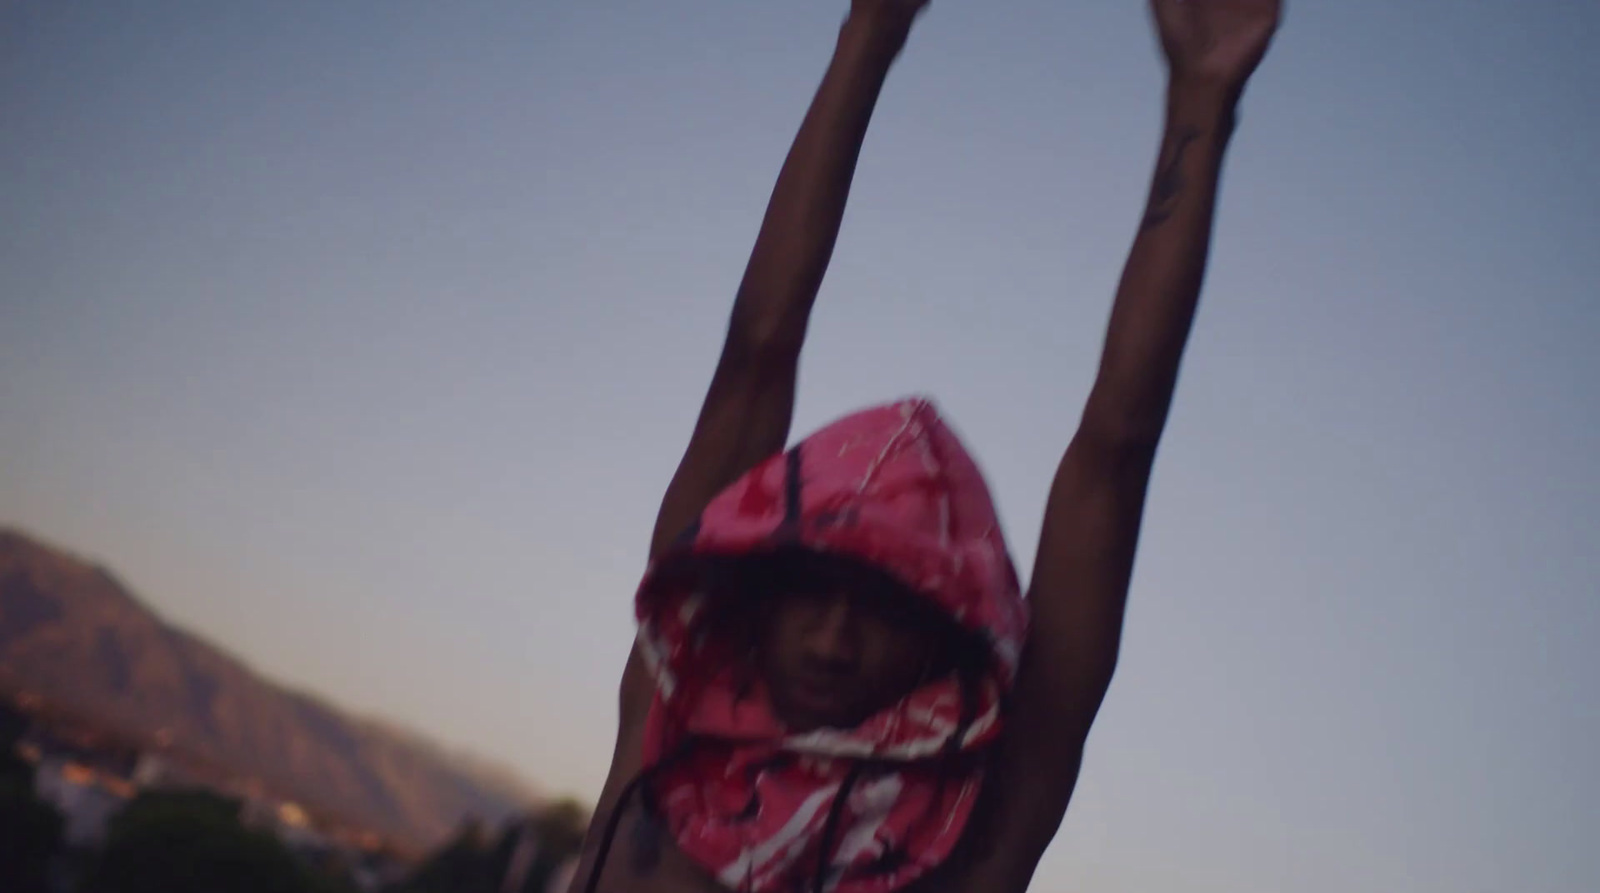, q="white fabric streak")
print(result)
[717,782,841,890]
